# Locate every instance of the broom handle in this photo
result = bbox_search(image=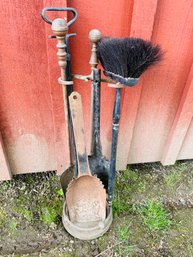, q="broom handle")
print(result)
[108,88,121,204]
[91,69,103,157]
